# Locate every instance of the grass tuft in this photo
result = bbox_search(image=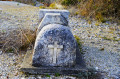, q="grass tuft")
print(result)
[74,35,83,54]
